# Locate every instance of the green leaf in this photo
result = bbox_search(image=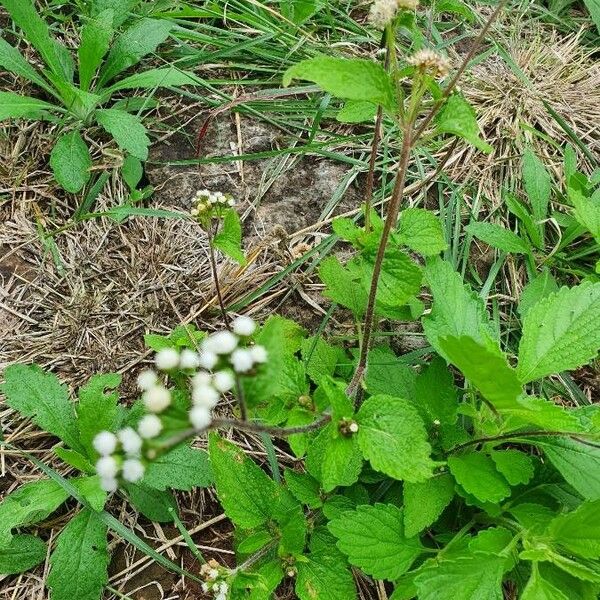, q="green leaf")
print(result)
[0,37,47,89]
[280,0,320,24]
[1,364,81,451]
[306,424,363,492]
[50,131,92,193]
[365,346,417,400]
[546,552,600,583]
[125,484,177,522]
[506,194,544,249]
[284,469,323,508]
[121,155,143,191]
[95,108,150,160]
[78,9,114,91]
[283,55,396,113]
[0,535,47,575]
[76,373,121,459]
[336,99,377,123]
[517,283,600,383]
[583,0,600,32]
[320,377,353,421]
[319,255,368,316]
[0,91,56,121]
[144,445,212,491]
[439,336,522,410]
[90,0,139,26]
[356,395,435,482]
[466,222,530,254]
[521,563,569,600]
[274,491,307,557]
[523,148,552,223]
[549,501,600,559]
[519,270,559,318]
[213,208,246,265]
[490,449,534,486]
[106,67,200,94]
[397,208,448,256]
[301,336,340,385]
[47,509,109,600]
[570,187,600,244]
[533,437,600,501]
[329,503,422,580]
[503,396,582,432]
[98,18,173,85]
[435,94,492,153]
[423,258,498,359]
[414,356,458,426]
[448,453,511,503]
[0,0,74,81]
[209,434,278,528]
[403,474,455,537]
[0,479,69,547]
